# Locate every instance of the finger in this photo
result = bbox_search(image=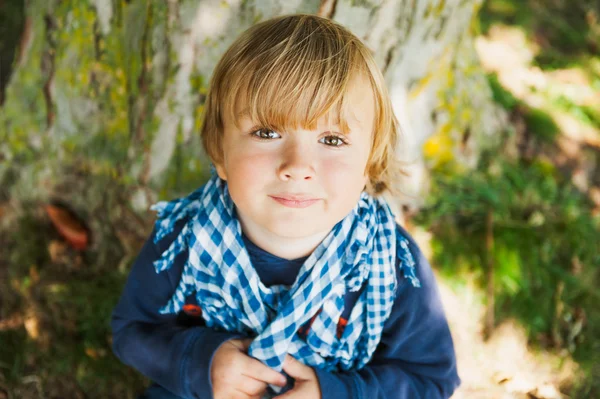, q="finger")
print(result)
[282,355,311,380]
[231,387,262,399]
[236,375,269,396]
[229,338,253,352]
[242,357,287,386]
[239,338,253,350]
